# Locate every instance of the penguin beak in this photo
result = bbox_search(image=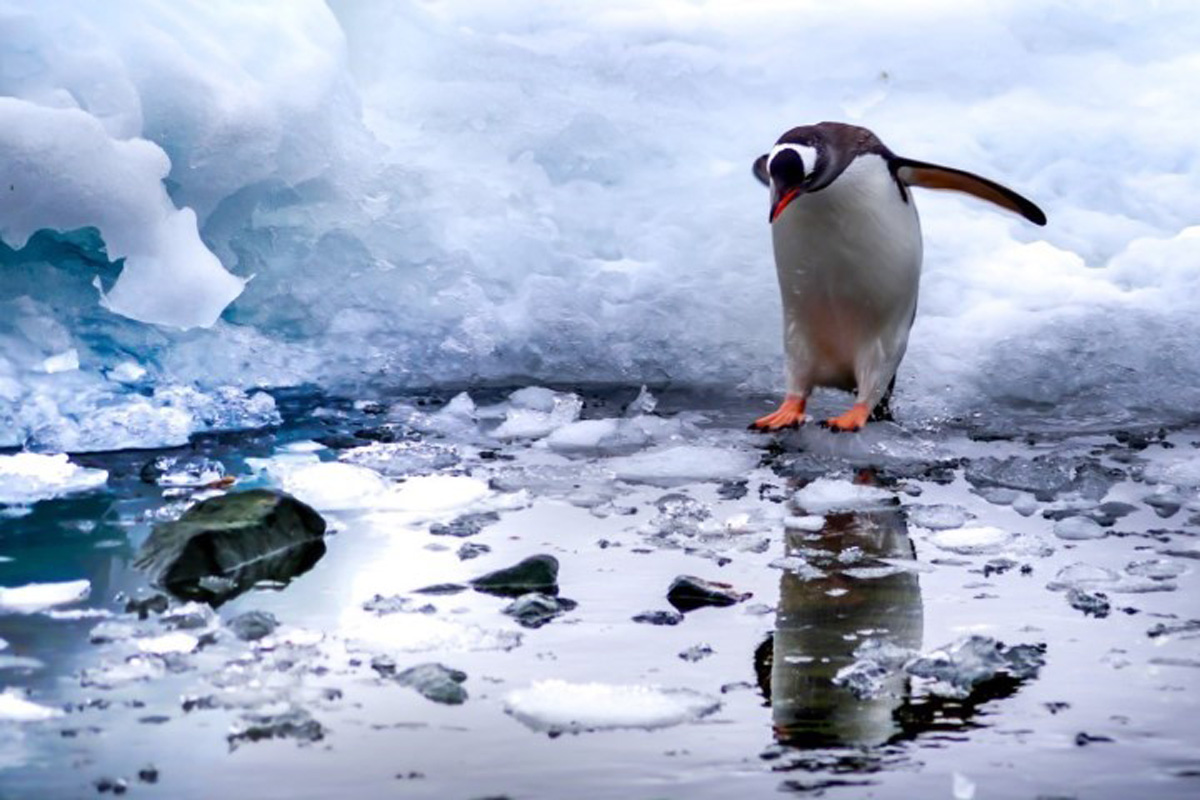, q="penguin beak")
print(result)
[769,186,802,223]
